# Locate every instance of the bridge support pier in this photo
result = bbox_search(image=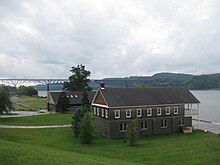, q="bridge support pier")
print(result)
[47,84,50,112]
